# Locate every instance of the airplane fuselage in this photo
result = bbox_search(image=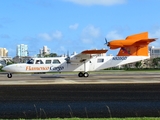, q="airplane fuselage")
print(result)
[3,55,149,73]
